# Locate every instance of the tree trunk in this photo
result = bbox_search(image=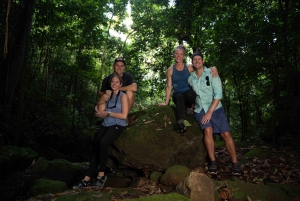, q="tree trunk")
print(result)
[0,0,35,144]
